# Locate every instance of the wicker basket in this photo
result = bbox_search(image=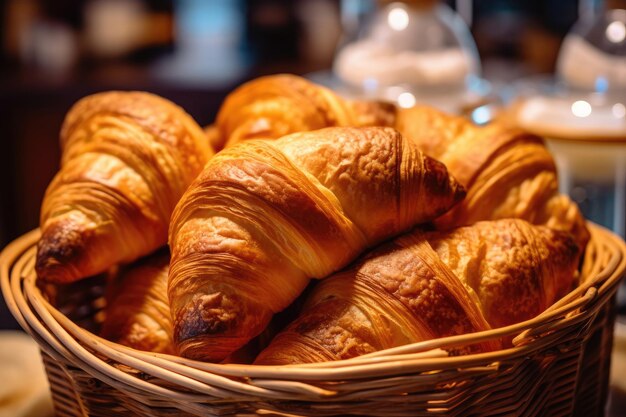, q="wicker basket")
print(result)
[1,224,625,417]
